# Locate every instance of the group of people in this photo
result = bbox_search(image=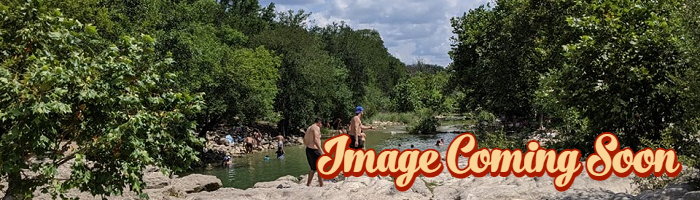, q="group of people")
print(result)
[220,133,285,167]
[221,126,269,155]
[243,131,265,154]
[223,105,450,186]
[303,106,375,187]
